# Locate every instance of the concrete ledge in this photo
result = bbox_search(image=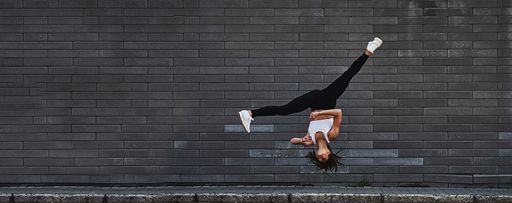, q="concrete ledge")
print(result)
[197,193,289,203]
[2,193,512,203]
[291,193,381,203]
[0,186,511,203]
[474,195,512,203]
[11,194,104,203]
[107,193,193,203]
[383,194,473,203]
